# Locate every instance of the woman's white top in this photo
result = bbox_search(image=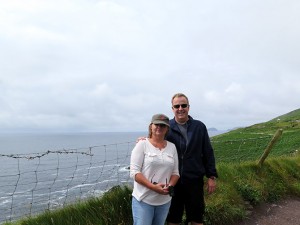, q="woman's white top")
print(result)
[130,138,179,205]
